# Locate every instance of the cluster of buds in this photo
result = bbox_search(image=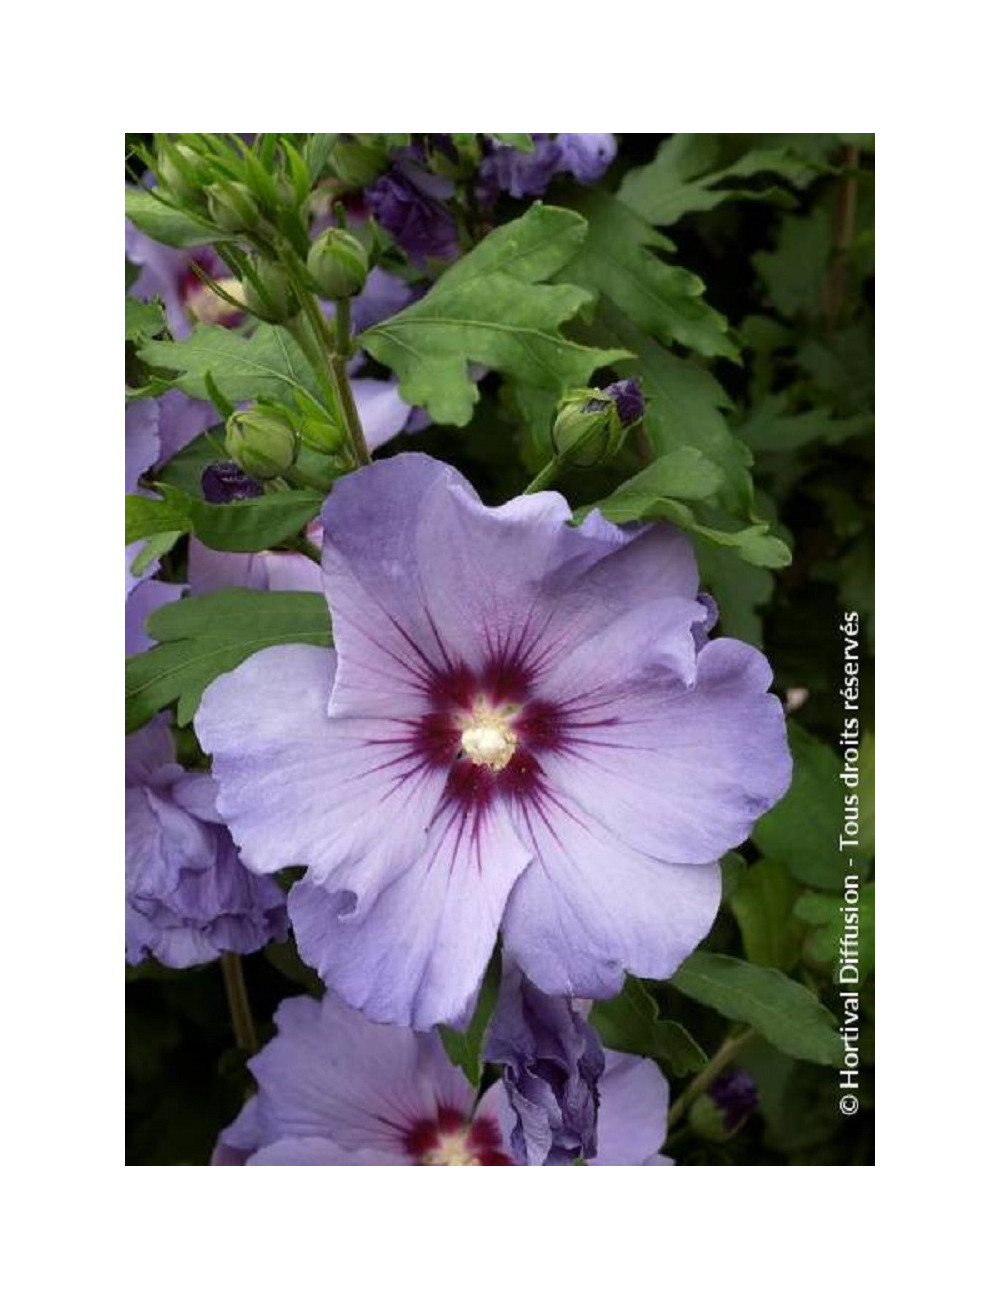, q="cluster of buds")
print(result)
[153,135,313,246]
